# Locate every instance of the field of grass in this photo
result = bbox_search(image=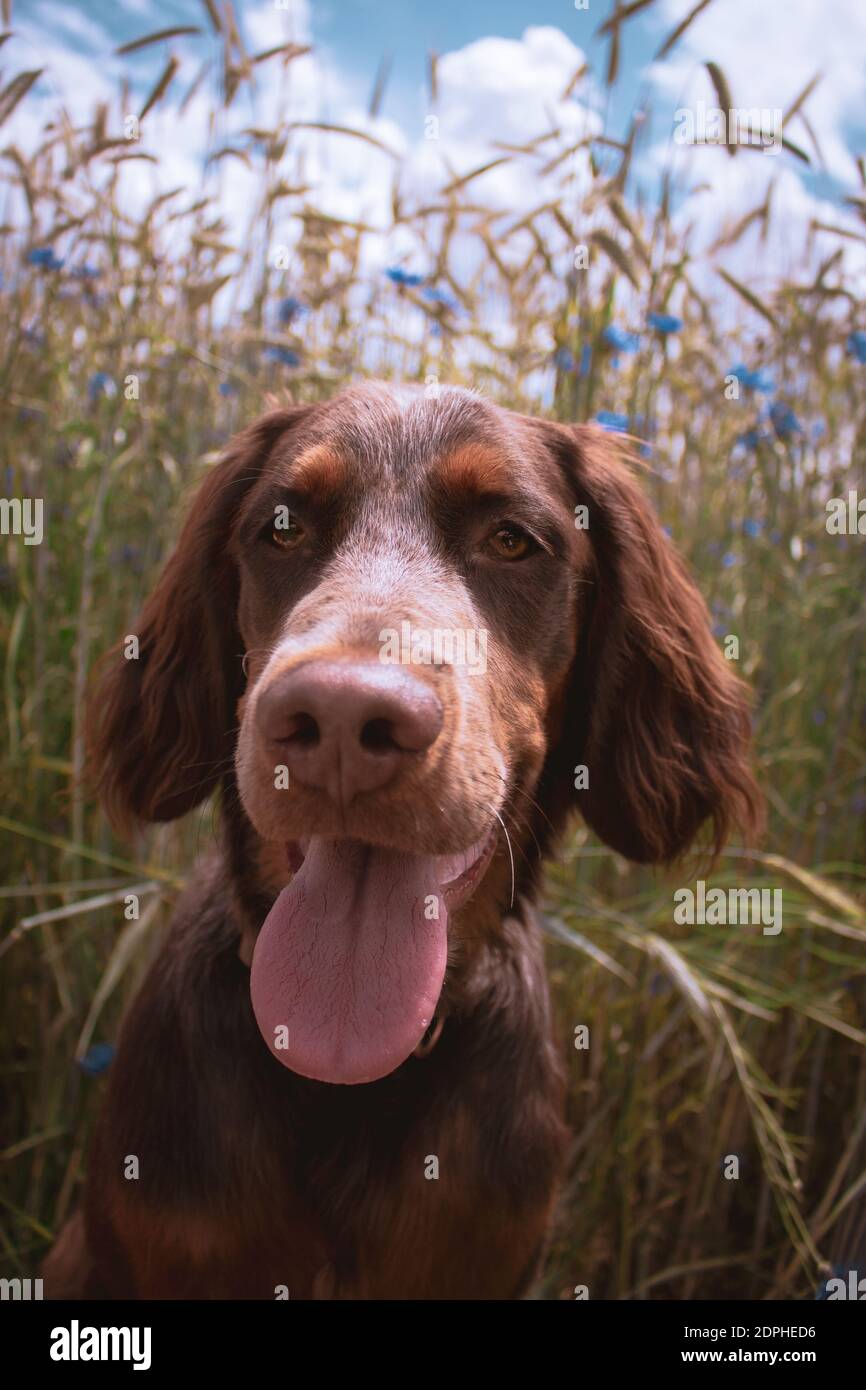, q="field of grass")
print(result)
[1,3,865,1298]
